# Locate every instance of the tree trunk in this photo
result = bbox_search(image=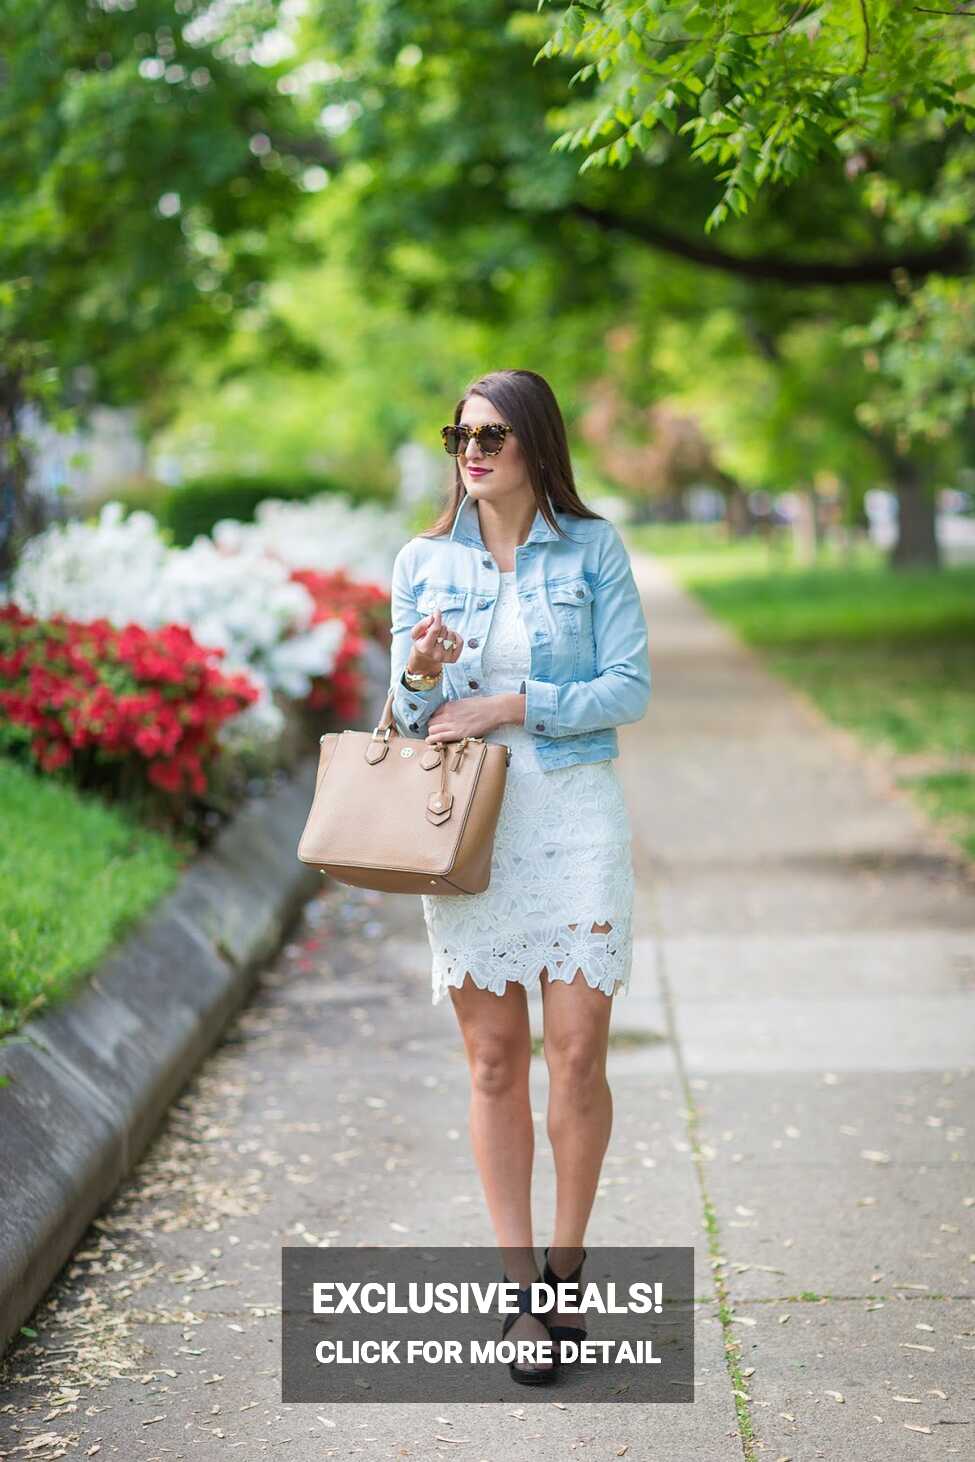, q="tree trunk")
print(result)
[0,387,46,586]
[791,487,820,565]
[889,456,939,569]
[873,434,940,570]
[724,484,750,538]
